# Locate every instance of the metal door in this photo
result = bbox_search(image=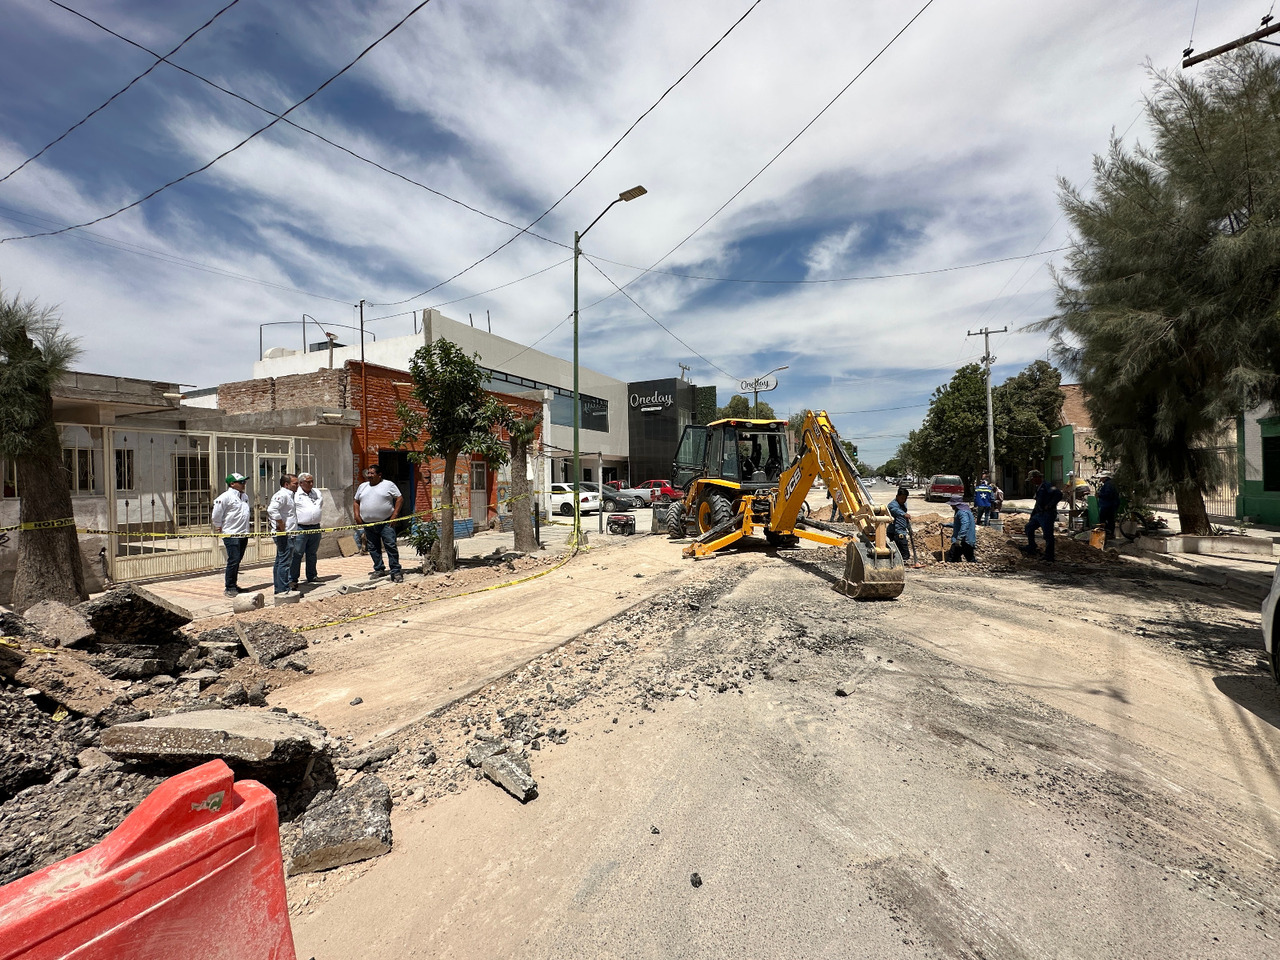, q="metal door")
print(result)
[470,461,487,524]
